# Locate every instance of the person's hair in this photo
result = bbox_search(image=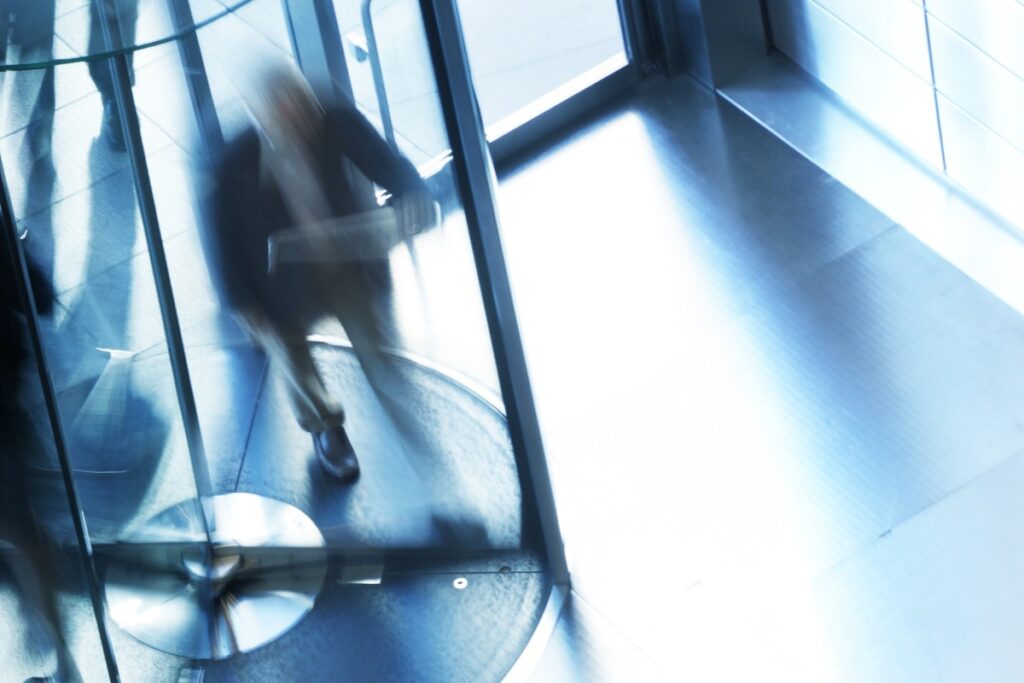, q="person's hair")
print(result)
[245,62,323,147]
